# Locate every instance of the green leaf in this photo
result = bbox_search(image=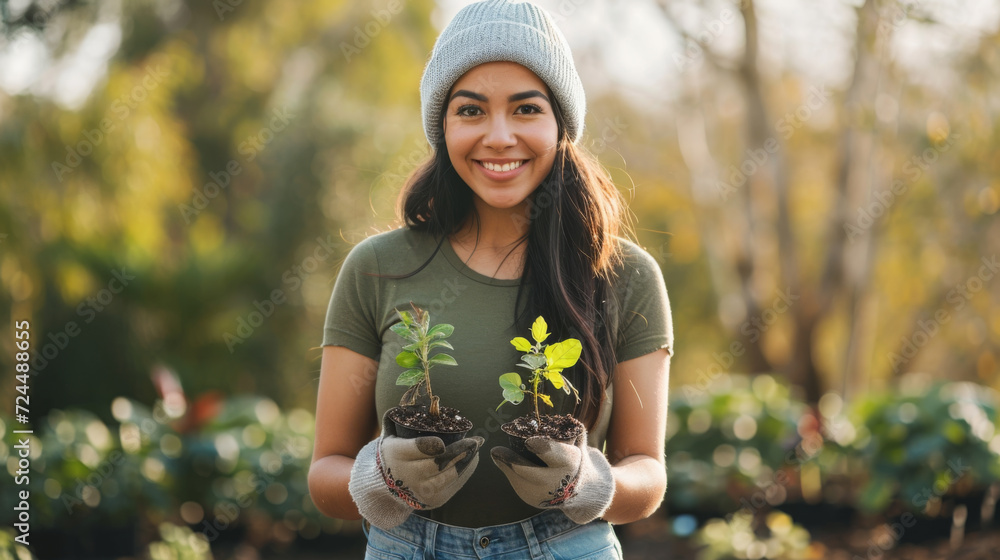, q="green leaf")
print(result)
[499,373,525,405]
[521,354,546,370]
[428,324,454,339]
[396,369,424,386]
[428,340,454,351]
[531,316,549,344]
[499,372,523,390]
[428,353,457,367]
[390,323,418,342]
[402,342,420,352]
[511,337,532,352]
[398,310,414,326]
[396,351,420,368]
[545,339,582,370]
[543,370,565,390]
